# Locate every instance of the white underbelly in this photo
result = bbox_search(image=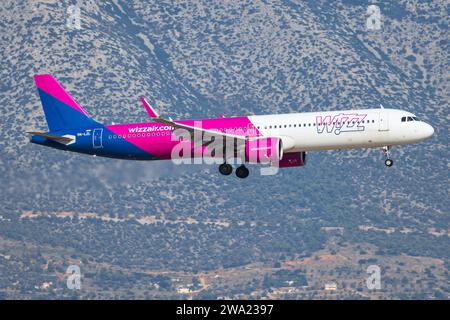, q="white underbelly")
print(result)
[294,130,404,151]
